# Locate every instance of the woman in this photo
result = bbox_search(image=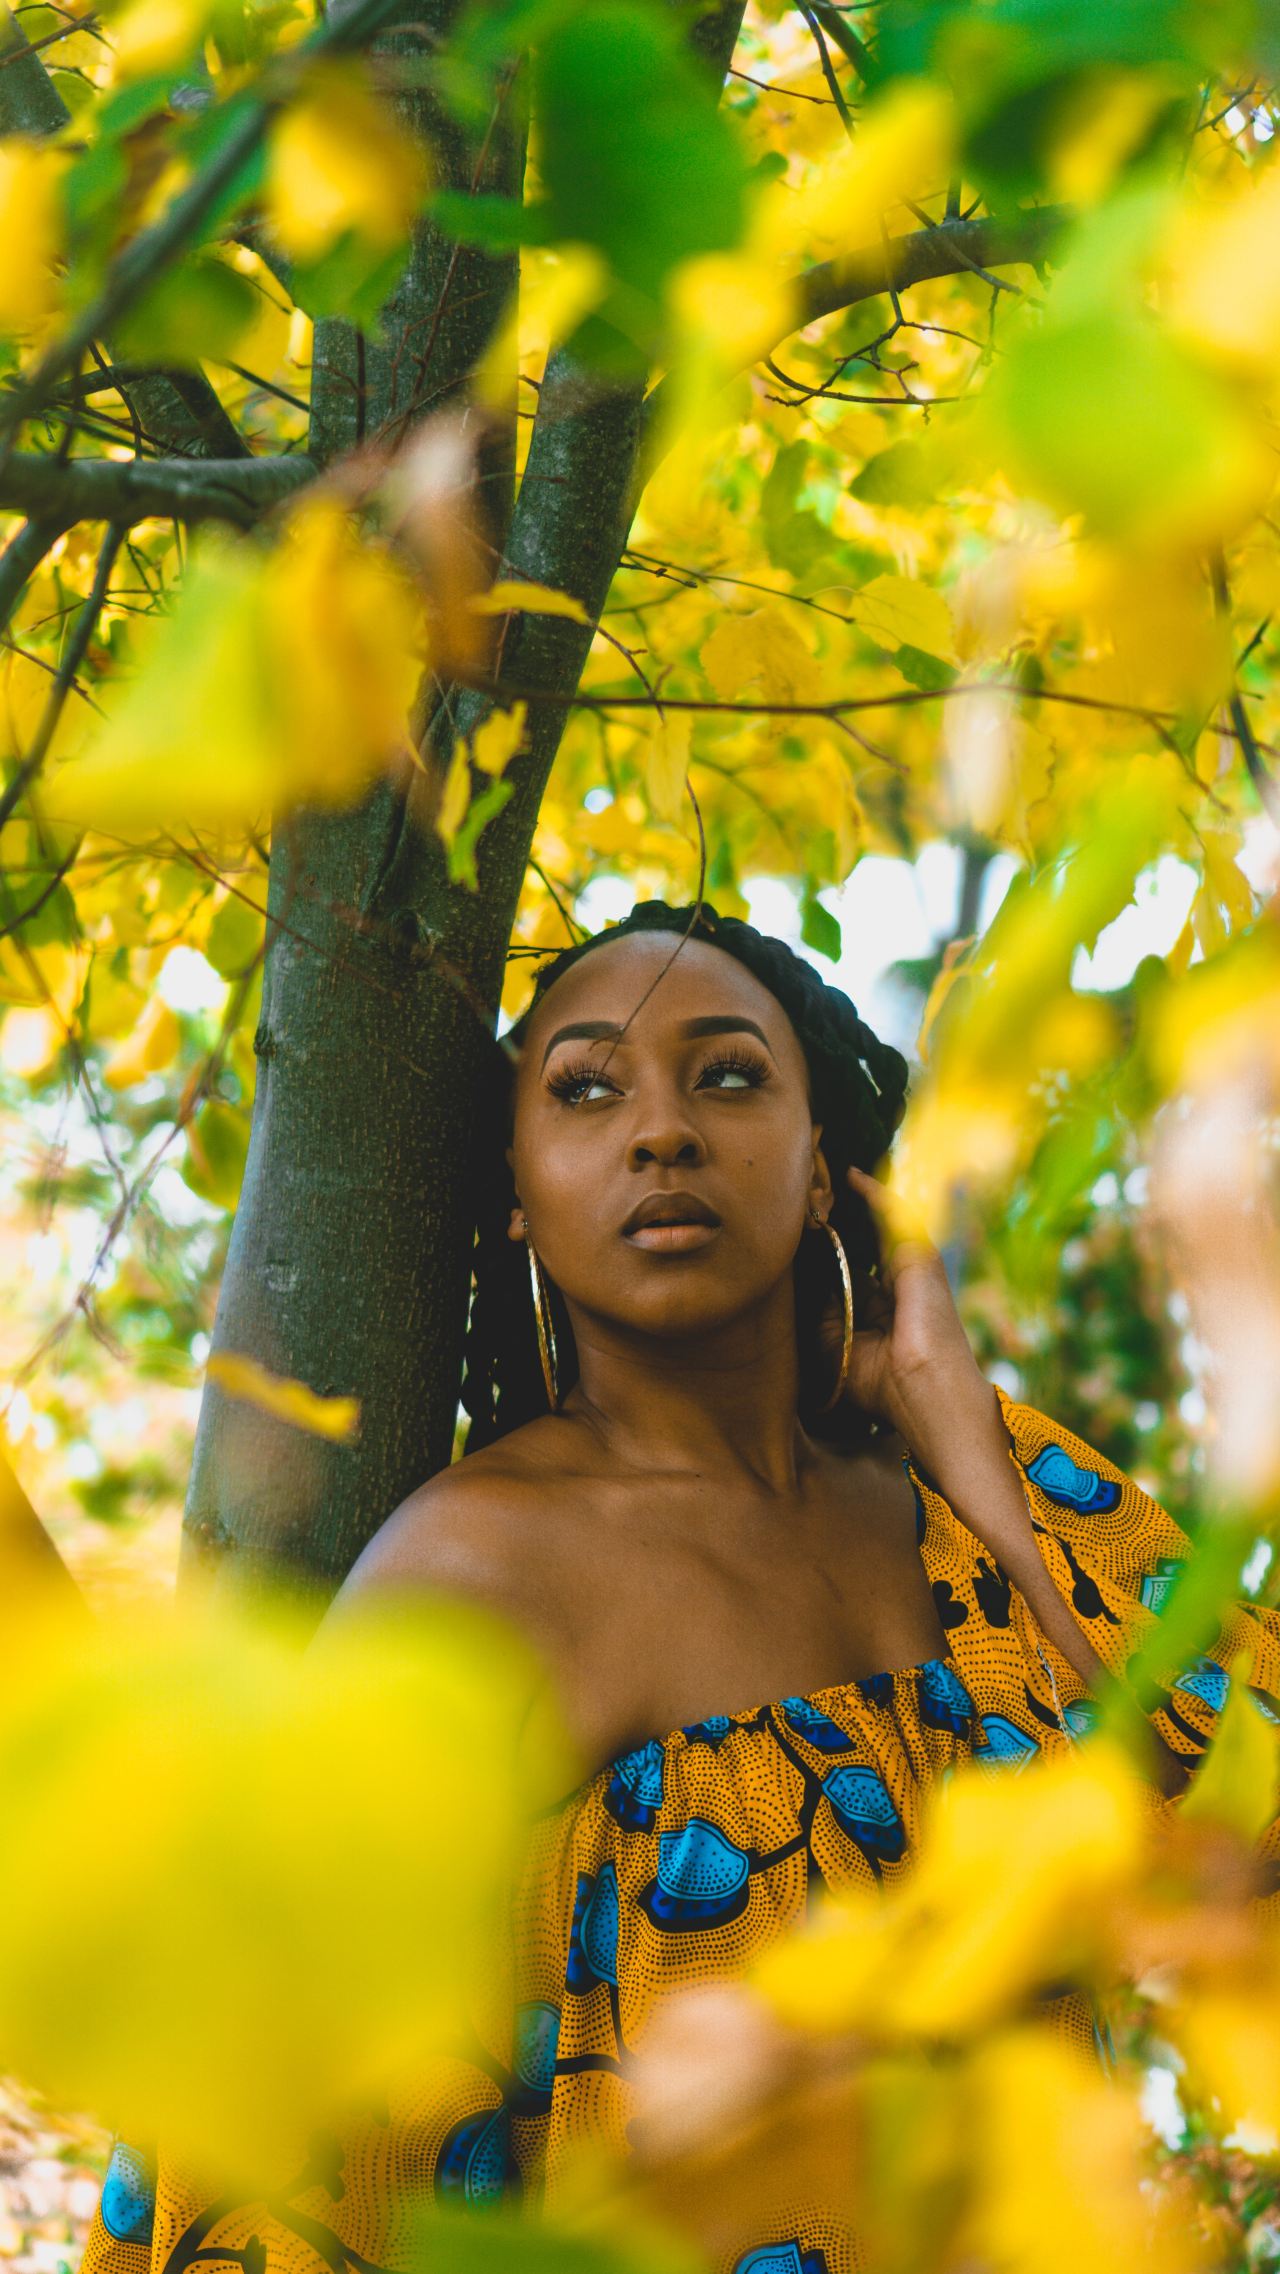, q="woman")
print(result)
[82,900,1280,2274]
